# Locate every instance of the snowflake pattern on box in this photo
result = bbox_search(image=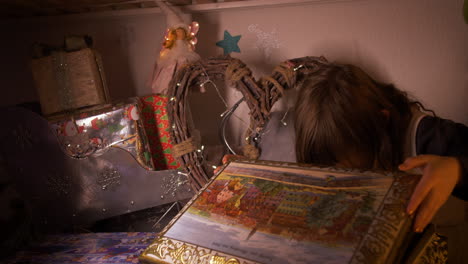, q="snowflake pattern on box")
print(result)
[12,125,33,150]
[161,171,189,199]
[47,171,71,196]
[139,95,180,170]
[97,167,121,191]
